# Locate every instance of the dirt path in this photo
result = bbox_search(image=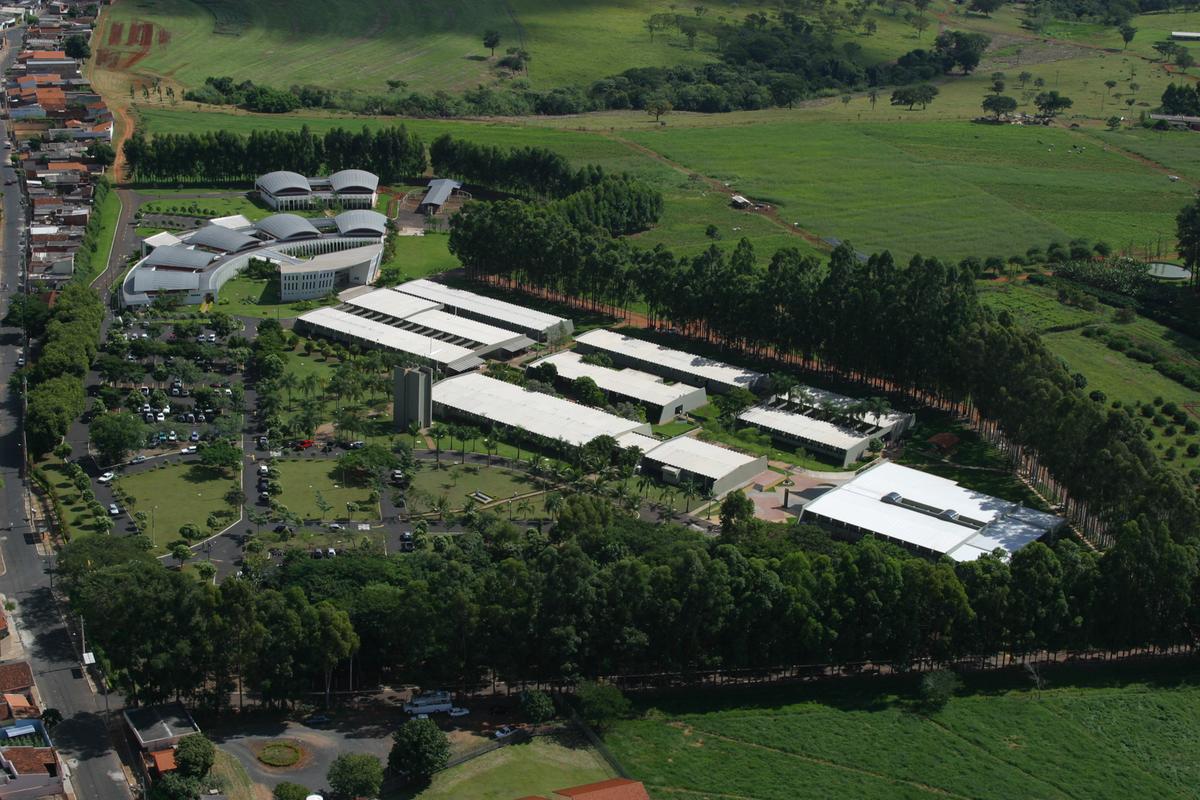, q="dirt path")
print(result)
[601,132,832,252]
